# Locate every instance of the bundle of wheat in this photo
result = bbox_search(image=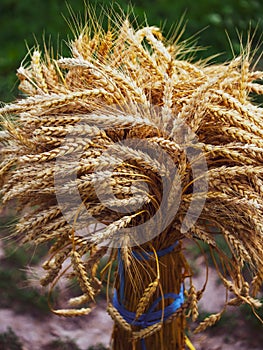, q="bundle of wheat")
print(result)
[0,11,263,350]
